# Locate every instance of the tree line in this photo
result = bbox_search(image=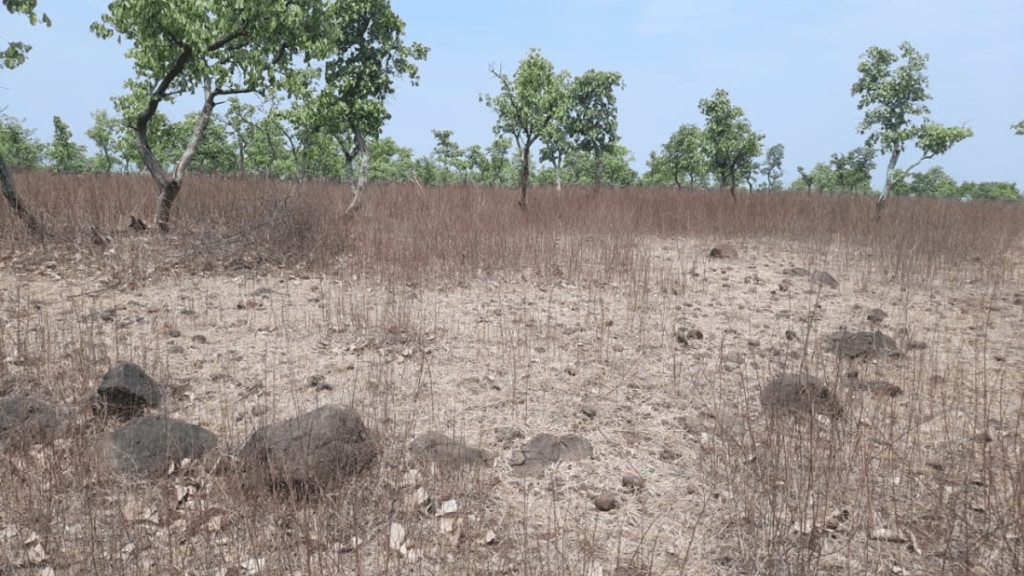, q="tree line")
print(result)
[3,2,1023,231]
